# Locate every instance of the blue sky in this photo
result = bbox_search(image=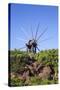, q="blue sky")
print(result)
[9,3,58,51]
